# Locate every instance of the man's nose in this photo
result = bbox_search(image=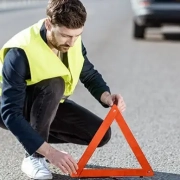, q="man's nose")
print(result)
[67,37,76,47]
